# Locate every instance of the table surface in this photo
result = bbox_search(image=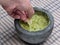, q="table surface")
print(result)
[0,0,60,45]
